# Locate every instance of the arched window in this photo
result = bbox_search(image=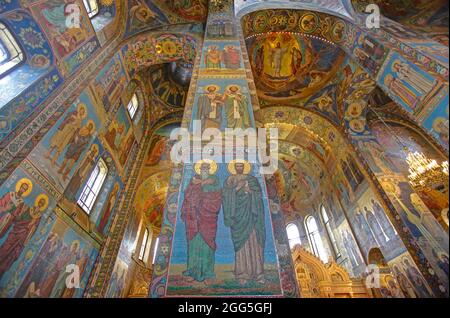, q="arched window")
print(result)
[83,0,99,18]
[286,223,302,249]
[321,206,341,258]
[152,237,160,265]
[305,215,328,263]
[0,22,24,78]
[138,228,150,261]
[77,158,108,214]
[127,93,139,119]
